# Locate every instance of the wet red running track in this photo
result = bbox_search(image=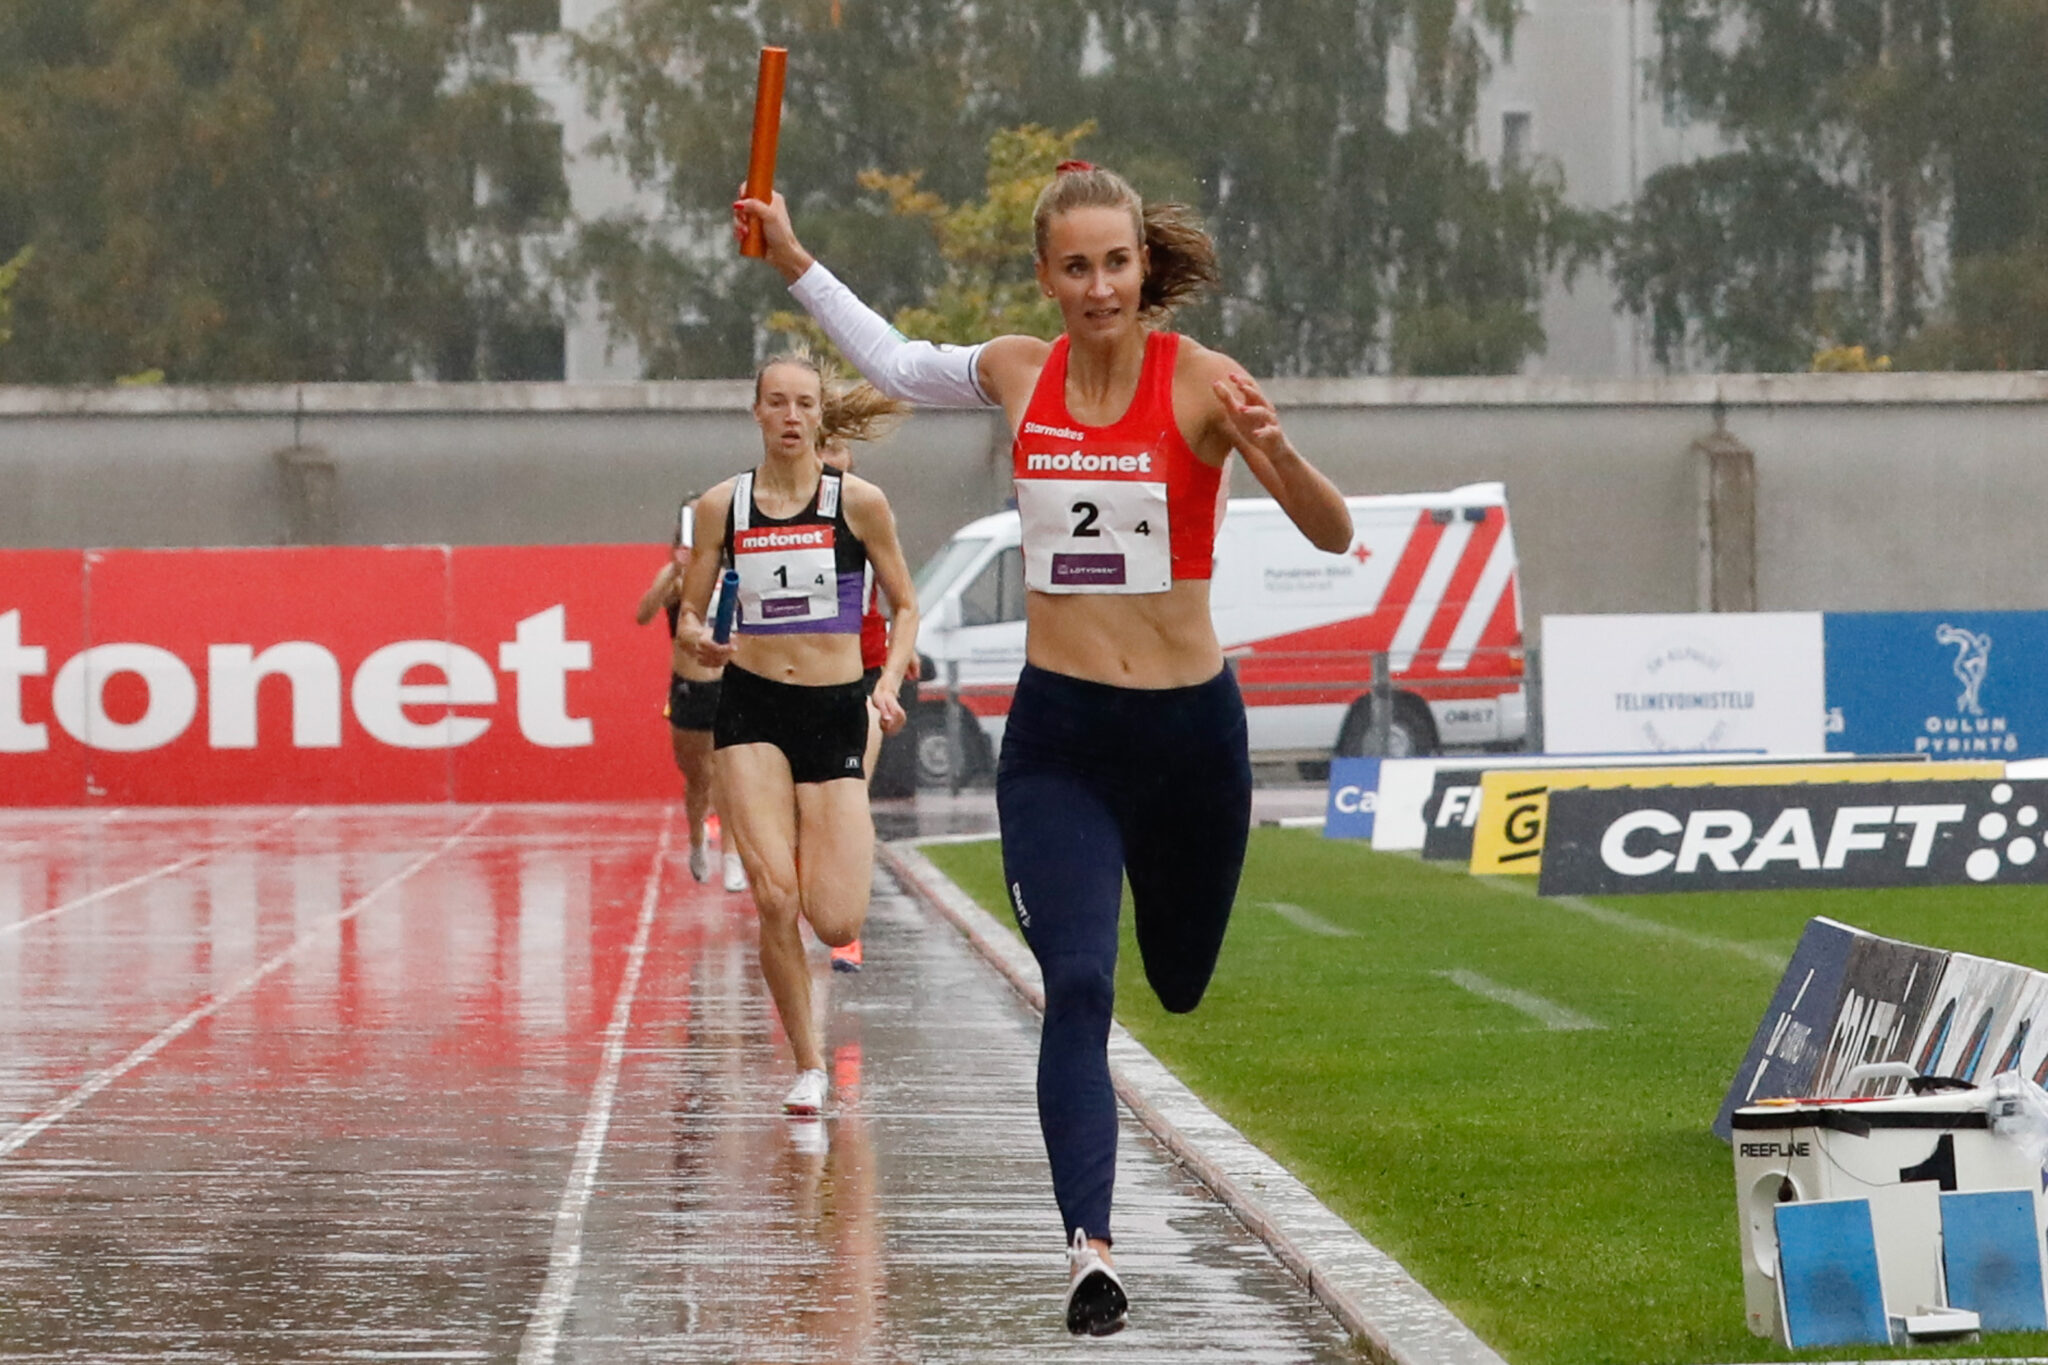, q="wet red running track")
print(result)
[0,803,1361,1363]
